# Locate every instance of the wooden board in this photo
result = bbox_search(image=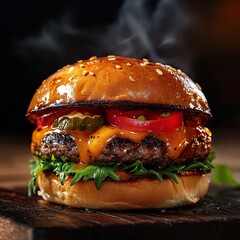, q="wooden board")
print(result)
[0,185,240,240]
